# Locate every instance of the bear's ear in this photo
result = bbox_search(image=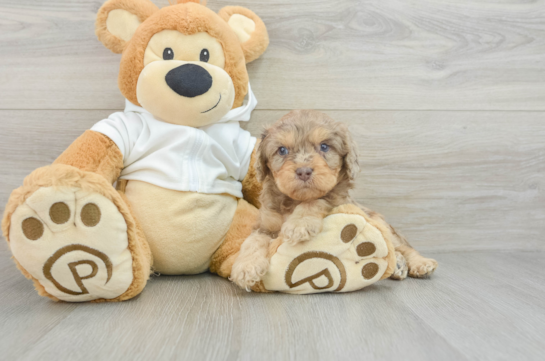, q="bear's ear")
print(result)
[218,6,269,63]
[95,0,159,54]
